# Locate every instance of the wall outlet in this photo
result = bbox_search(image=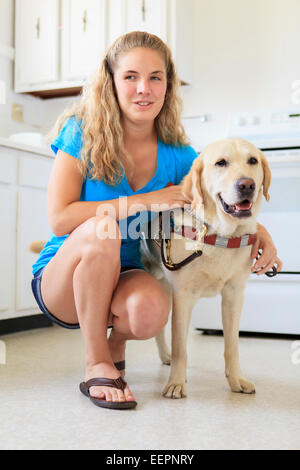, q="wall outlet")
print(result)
[12,103,24,123]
